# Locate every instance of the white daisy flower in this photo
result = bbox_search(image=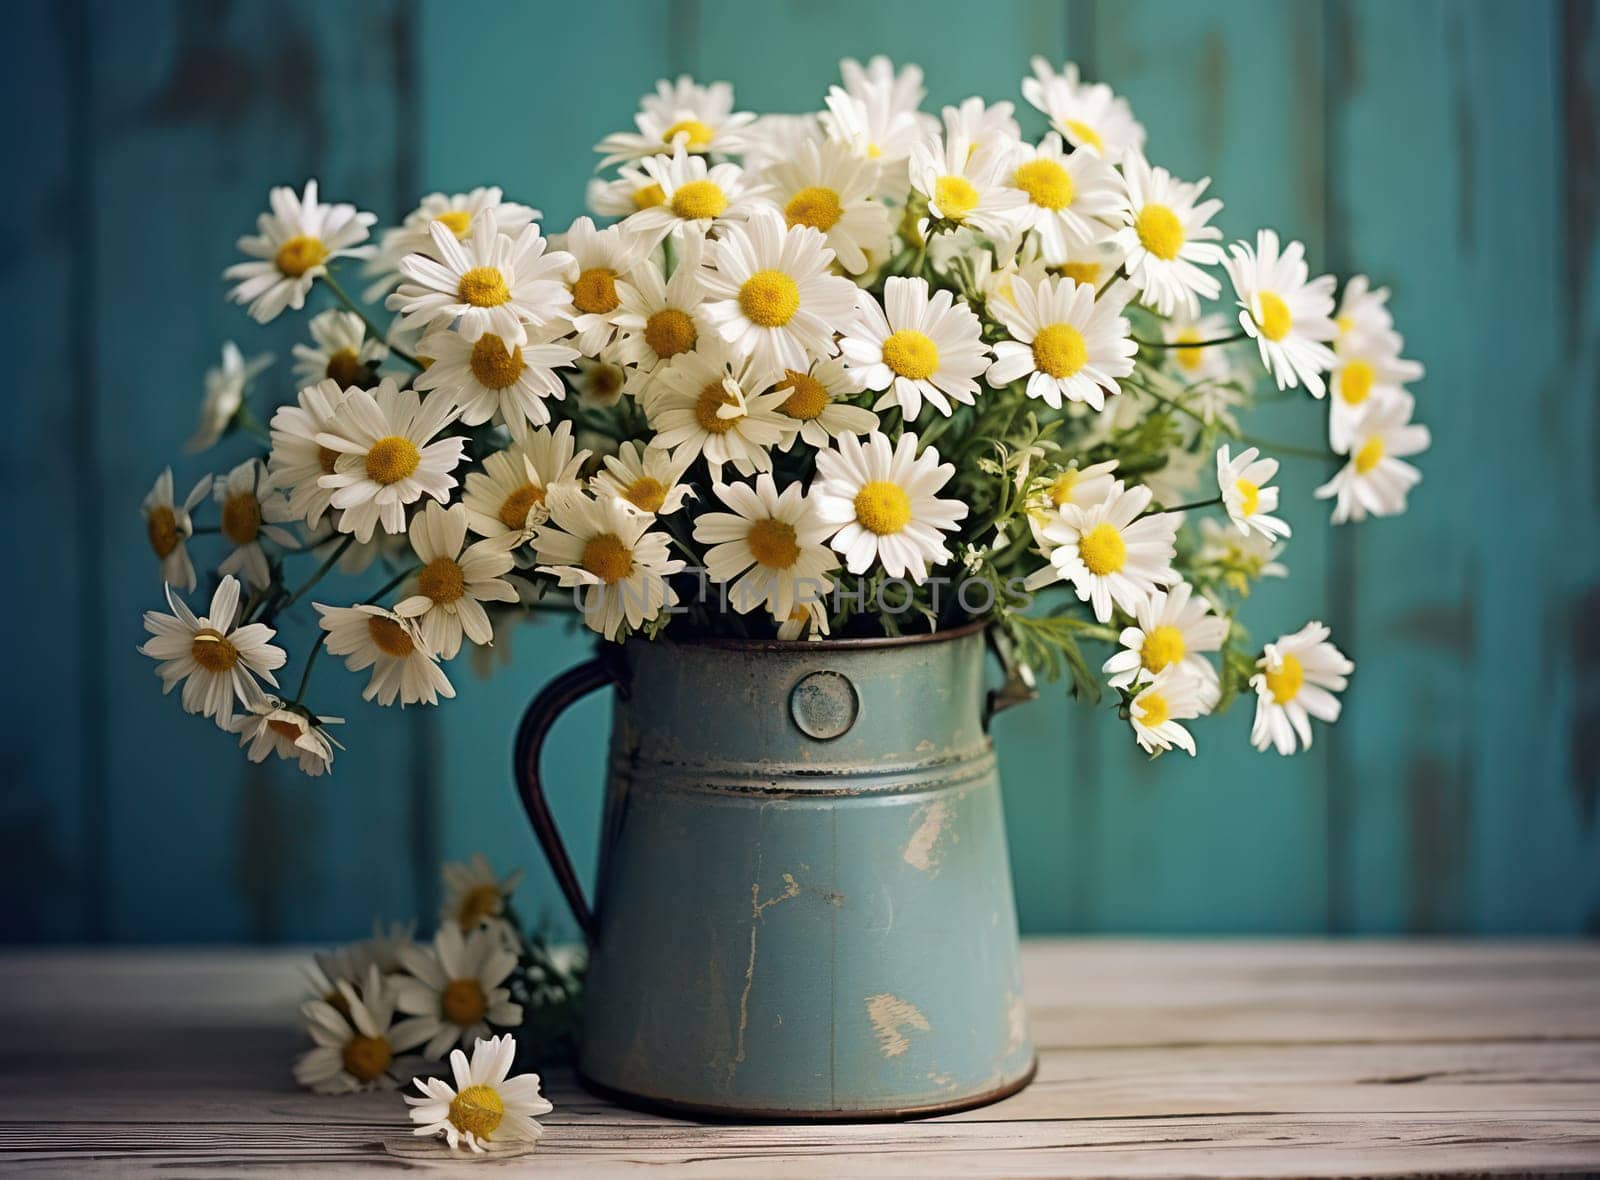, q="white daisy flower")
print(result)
[414,324,577,442]
[624,148,770,248]
[227,696,344,777]
[596,75,756,167]
[295,964,428,1094]
[1216,445,1291,541]
[1041,458,1120,511]
[810,431,968,582]
[700,207,858,374]
[775,594,831,640]
[840,55,928,115]
[139,575,286,726]
[315,603,455,707]
[363,187,540,299]
[315,379,466,543]
[441,853,525,939]
[840,277,990,420]
[214,458,301,590]
[1112,153,1224,319]
[1327,342,1425,453]
[693,474,839,617]
[591,441,695,516]
[573,355,628,409]
[389,209,577,348]
[186,342,273,453]
[1002,133,1125,264]
[643,339,795,480]
[1314,392,1430,523]
[462,423,589,543]
[405,1034,553,1154]
[909,122,1026,239]
[1101,581,1227,702]
[292,309,387,390]
[1025,481,1180,623]
[953,231,1053,311]
[1196,515,1288,599]
[586,161,668,220]
[142,468,212,592]
[1332,274,1400,354]
[1250,621,1353,755]
[821,80,931,198]
[1128,664,1208,756]
[1052,236,1130,293]
[611,232,710,375]
[1162,310,1234,383]
[986,275,1137,410]
[532,487,686,639]
[555,216,649,356]
[267,379,352,529]
[738,112,826,173]
[942,95,1021,152]
[773,357,879,449]
[225,180,376,323]
[1224,229,1338,395]
[760,137,892,276]
[393,925,524,1061]
[1021,58,1146,163]
[393,502,519,660]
